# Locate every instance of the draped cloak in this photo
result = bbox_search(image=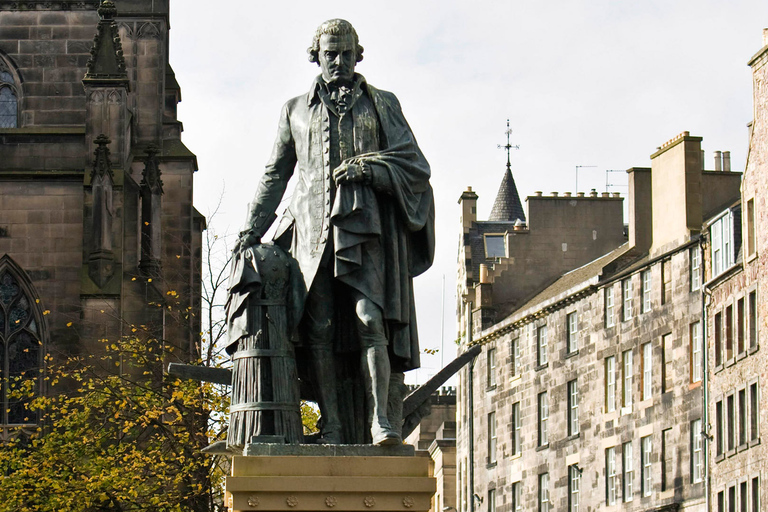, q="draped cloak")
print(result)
[243,74,434,373]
